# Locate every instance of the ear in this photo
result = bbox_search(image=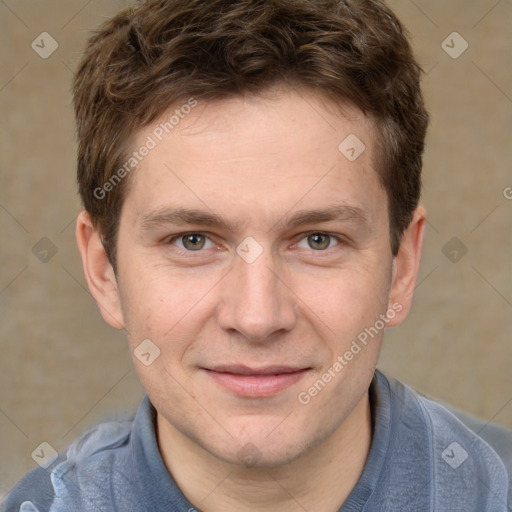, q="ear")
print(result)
[75,211,125,330]
[386,206,426,327]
